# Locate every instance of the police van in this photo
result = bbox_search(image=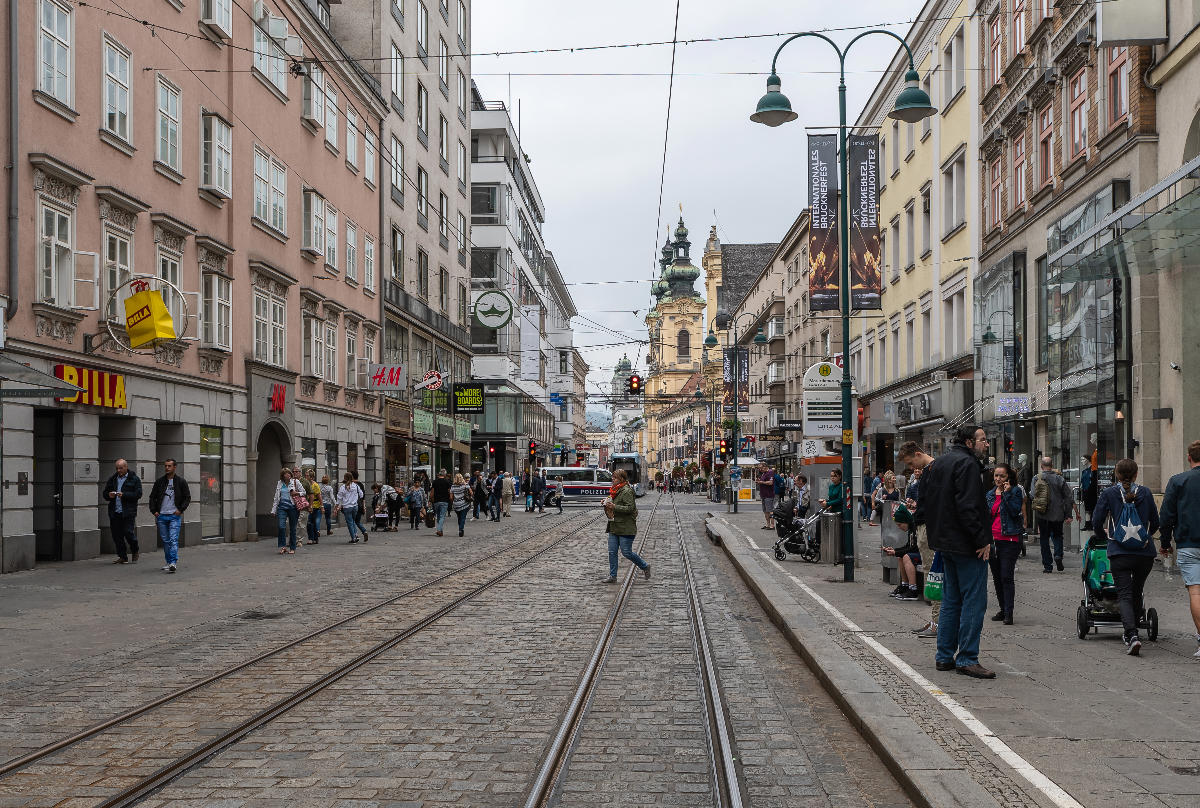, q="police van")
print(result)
[540,466,614,503]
